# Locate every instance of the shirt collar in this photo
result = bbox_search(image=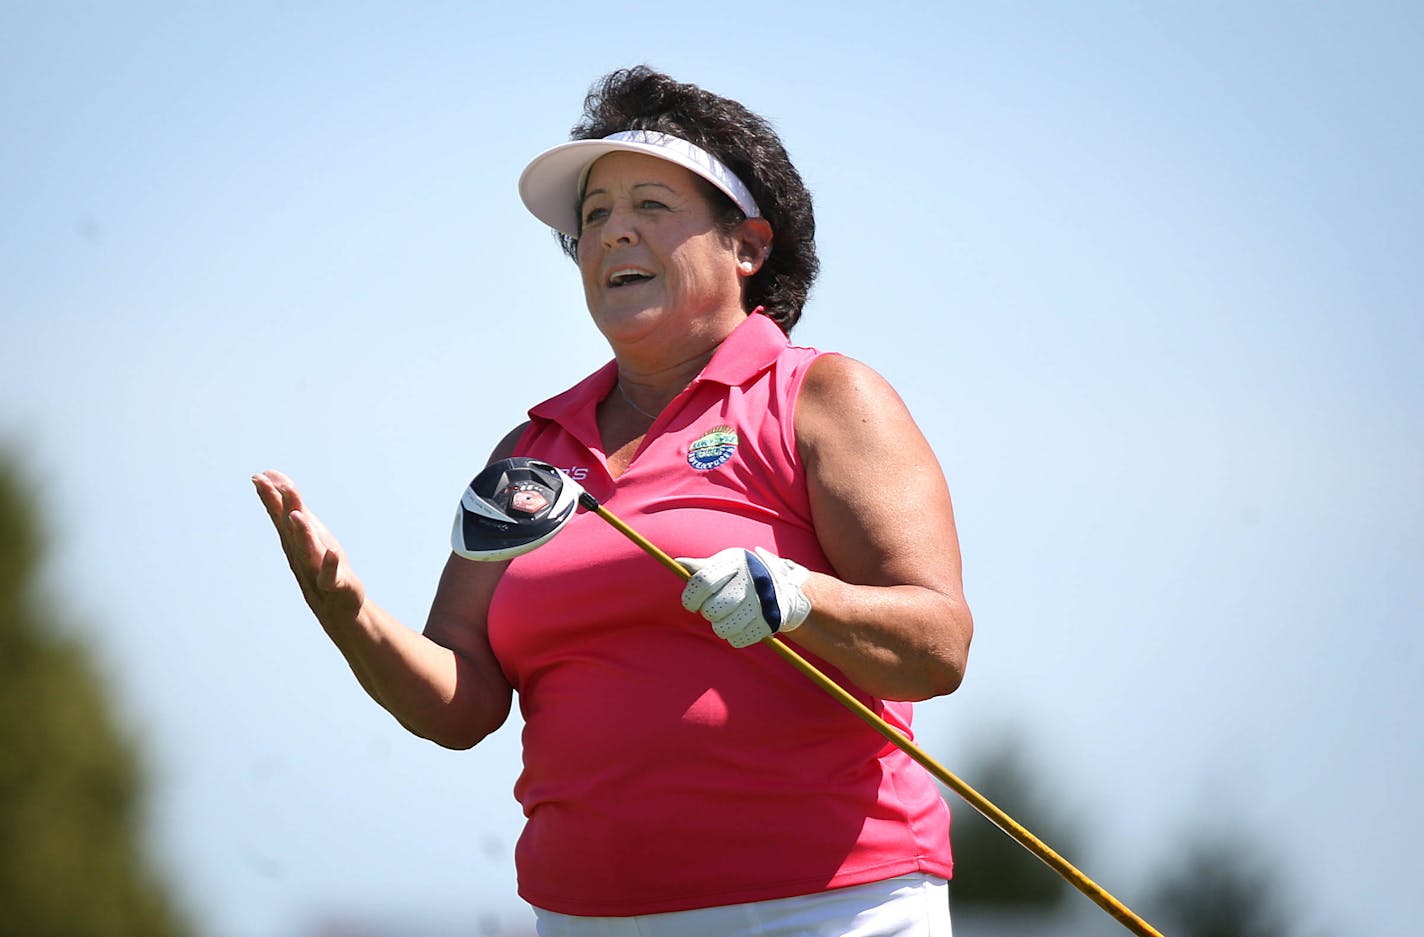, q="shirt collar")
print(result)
[692,310,789,388]
[528,311,789,428]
